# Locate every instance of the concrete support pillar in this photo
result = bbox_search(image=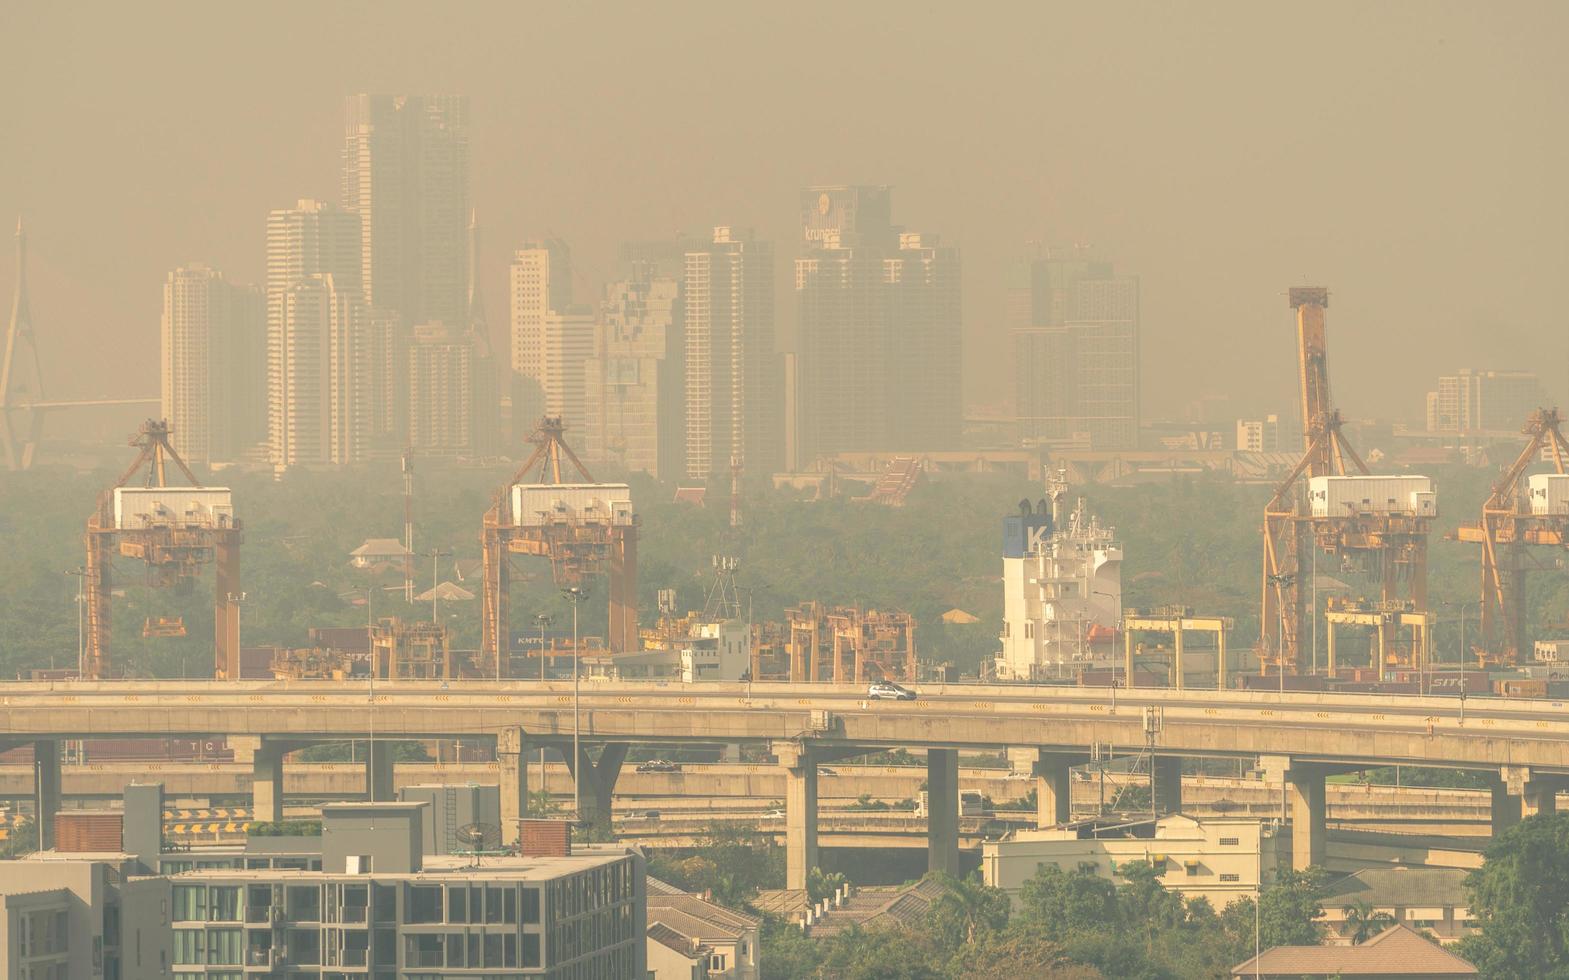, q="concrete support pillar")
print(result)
[1009,748,1086,828]
[252,740,288,824]
[1283,762,1327,871]
[34,740,60,851]
[1261,755,1336,871]
[565,743,628,830]
[927,748,960,877]
[1503,765,1559,820]
[1488,773,1520,836]
[1152,756,1183,815]
[498,728,530,845]
[366,746,396,802]
[774,741,819,891]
